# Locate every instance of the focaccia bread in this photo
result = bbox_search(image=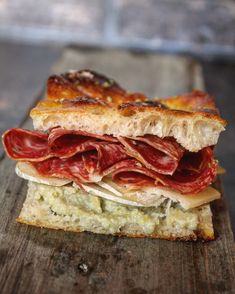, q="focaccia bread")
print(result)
[2,69,226,241]
[31,70,226,152]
